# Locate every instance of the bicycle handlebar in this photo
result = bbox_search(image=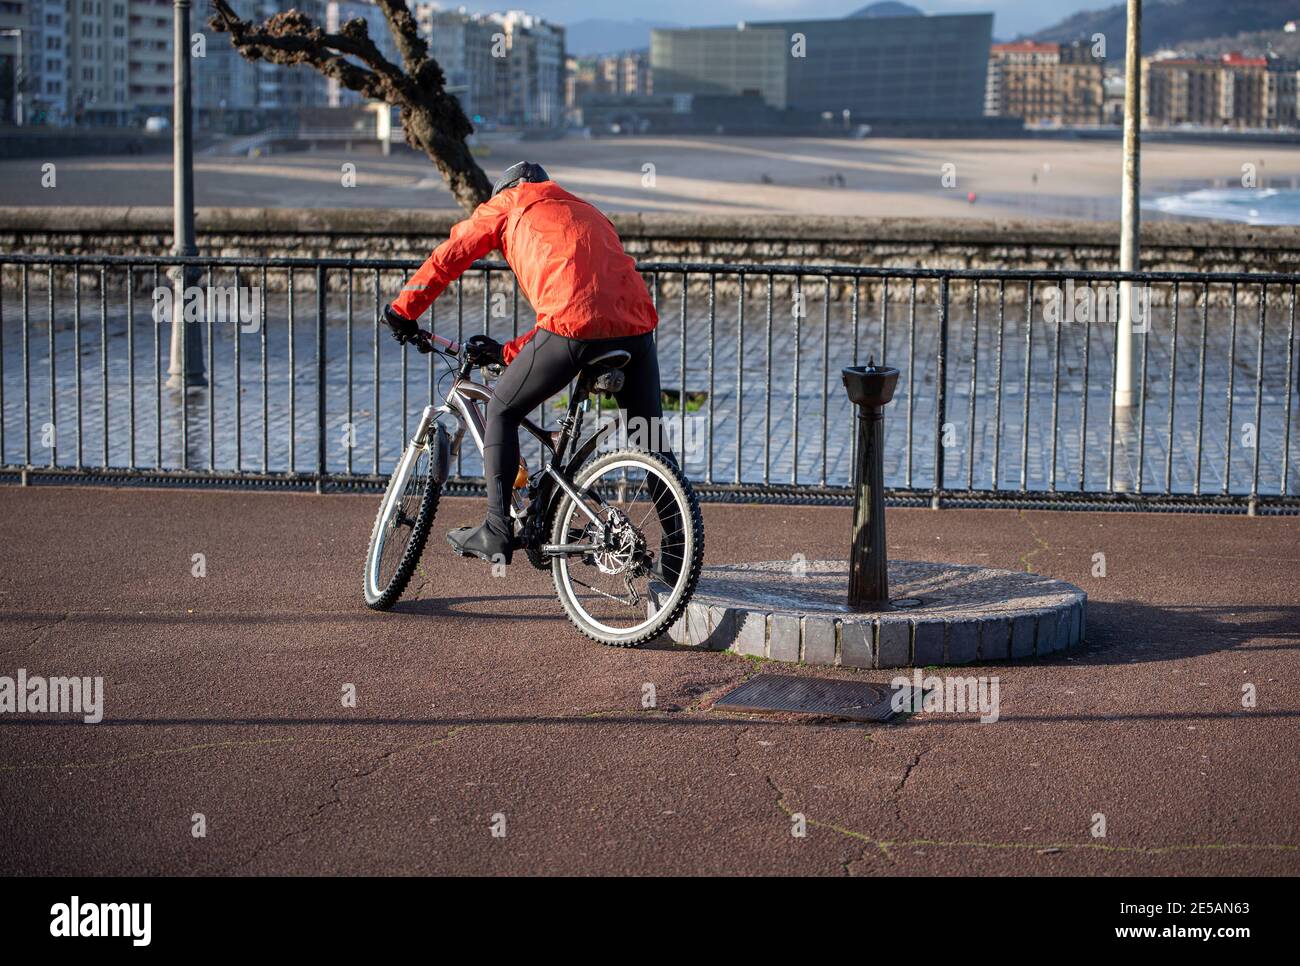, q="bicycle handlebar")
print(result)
[410,329,503,380]
[412,329,459,357]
